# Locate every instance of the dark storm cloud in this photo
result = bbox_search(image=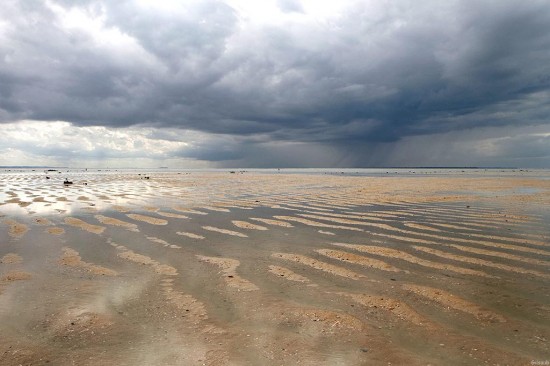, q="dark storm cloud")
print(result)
[1,0,550,165]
